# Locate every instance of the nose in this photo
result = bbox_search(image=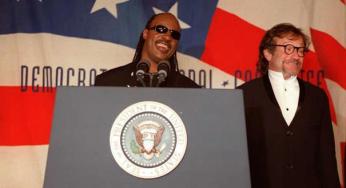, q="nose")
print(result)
[161,32,172,40]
